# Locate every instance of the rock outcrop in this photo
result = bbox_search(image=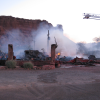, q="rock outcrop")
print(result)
[0,16,53,37]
